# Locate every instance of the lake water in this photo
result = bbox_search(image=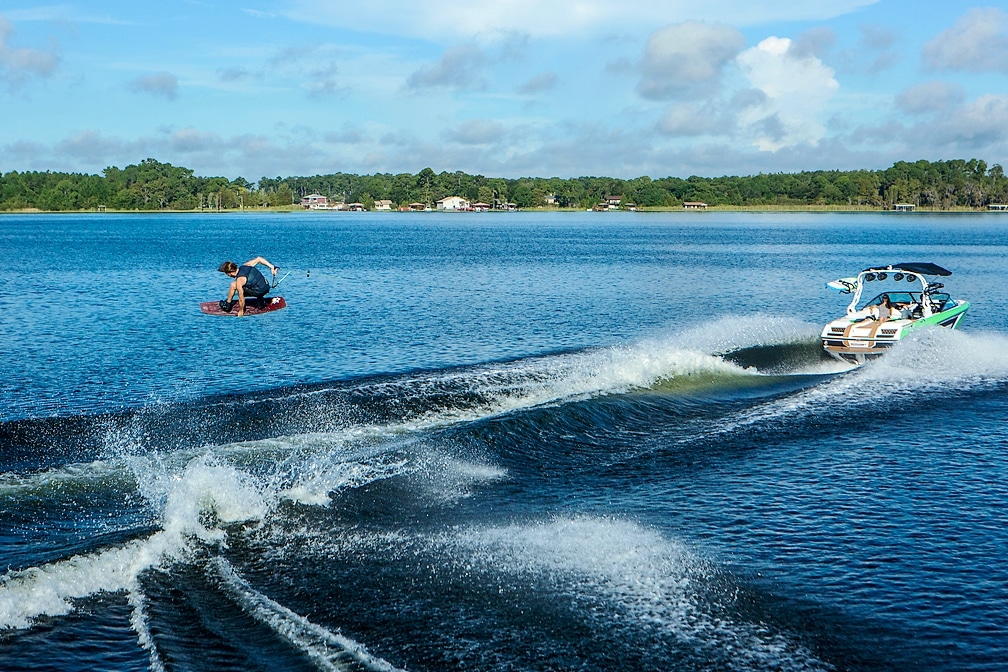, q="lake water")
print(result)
[1,211,1006,671]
